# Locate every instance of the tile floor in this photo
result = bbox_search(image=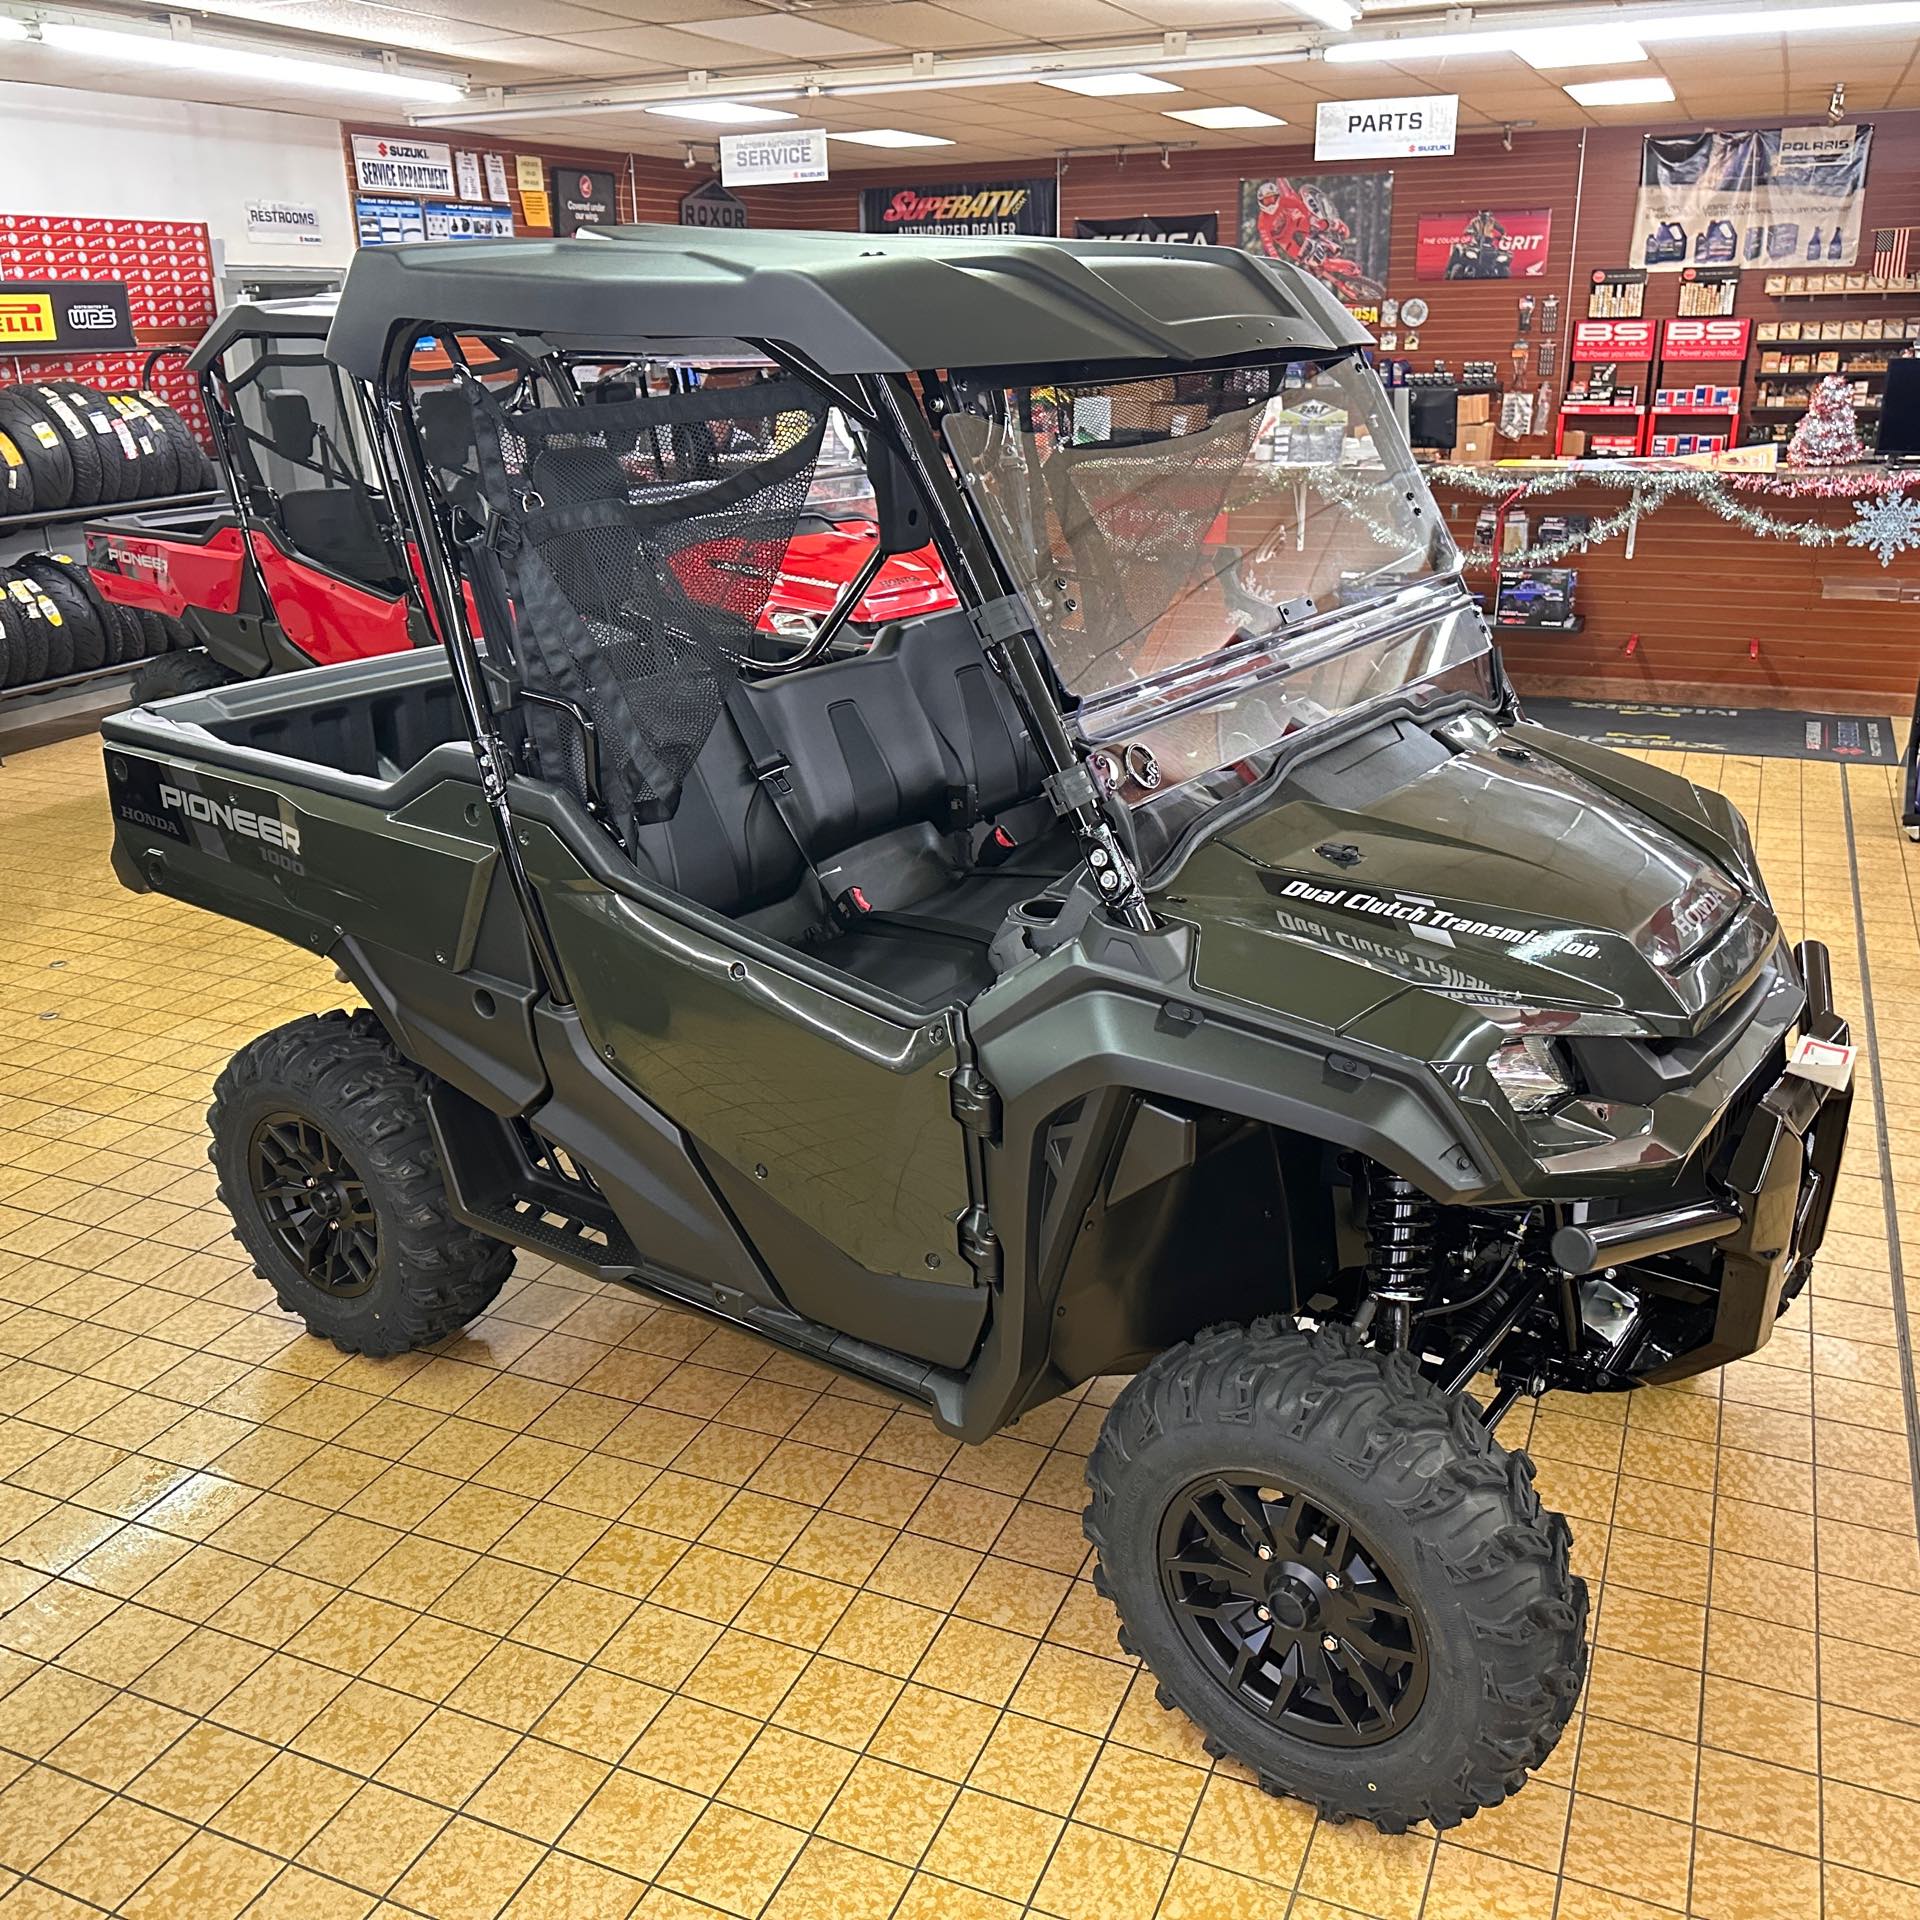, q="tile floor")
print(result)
[1,732,1918,1920]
